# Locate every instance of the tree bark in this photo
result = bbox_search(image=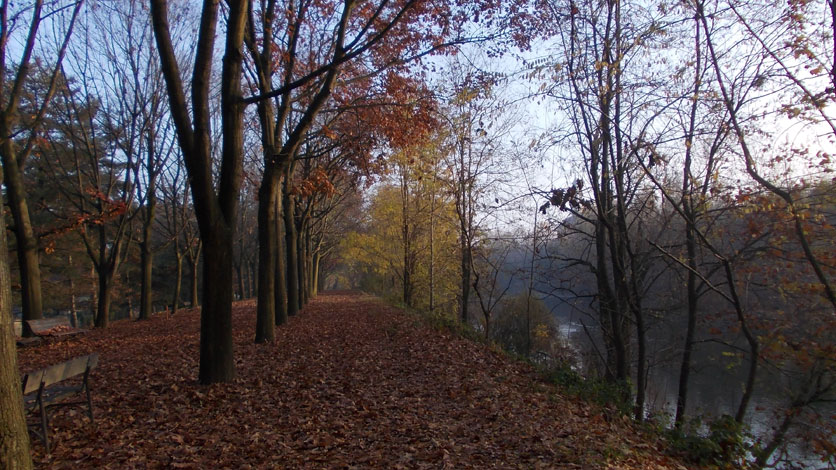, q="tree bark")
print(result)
[138,201,155,320]
[596,220,628,382]
[400,170,415,307]
[69,254,78,326]
[675,221,699,425]
[460,237,471,323]
[297,219,307,307]
[94,265,115,328]
[235,257,245,300]
[197,227,236,382]
[274,191,288,325]
[0,133,43,329]
[172,251,183,315]
[311,250,320,297]
[284,184,299,316]
[255,171,278,342]
[305,226,313,300]
[188,243,201,308]
[248,258,257,299]
[138,120,160,320]
[0,167,33,469]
